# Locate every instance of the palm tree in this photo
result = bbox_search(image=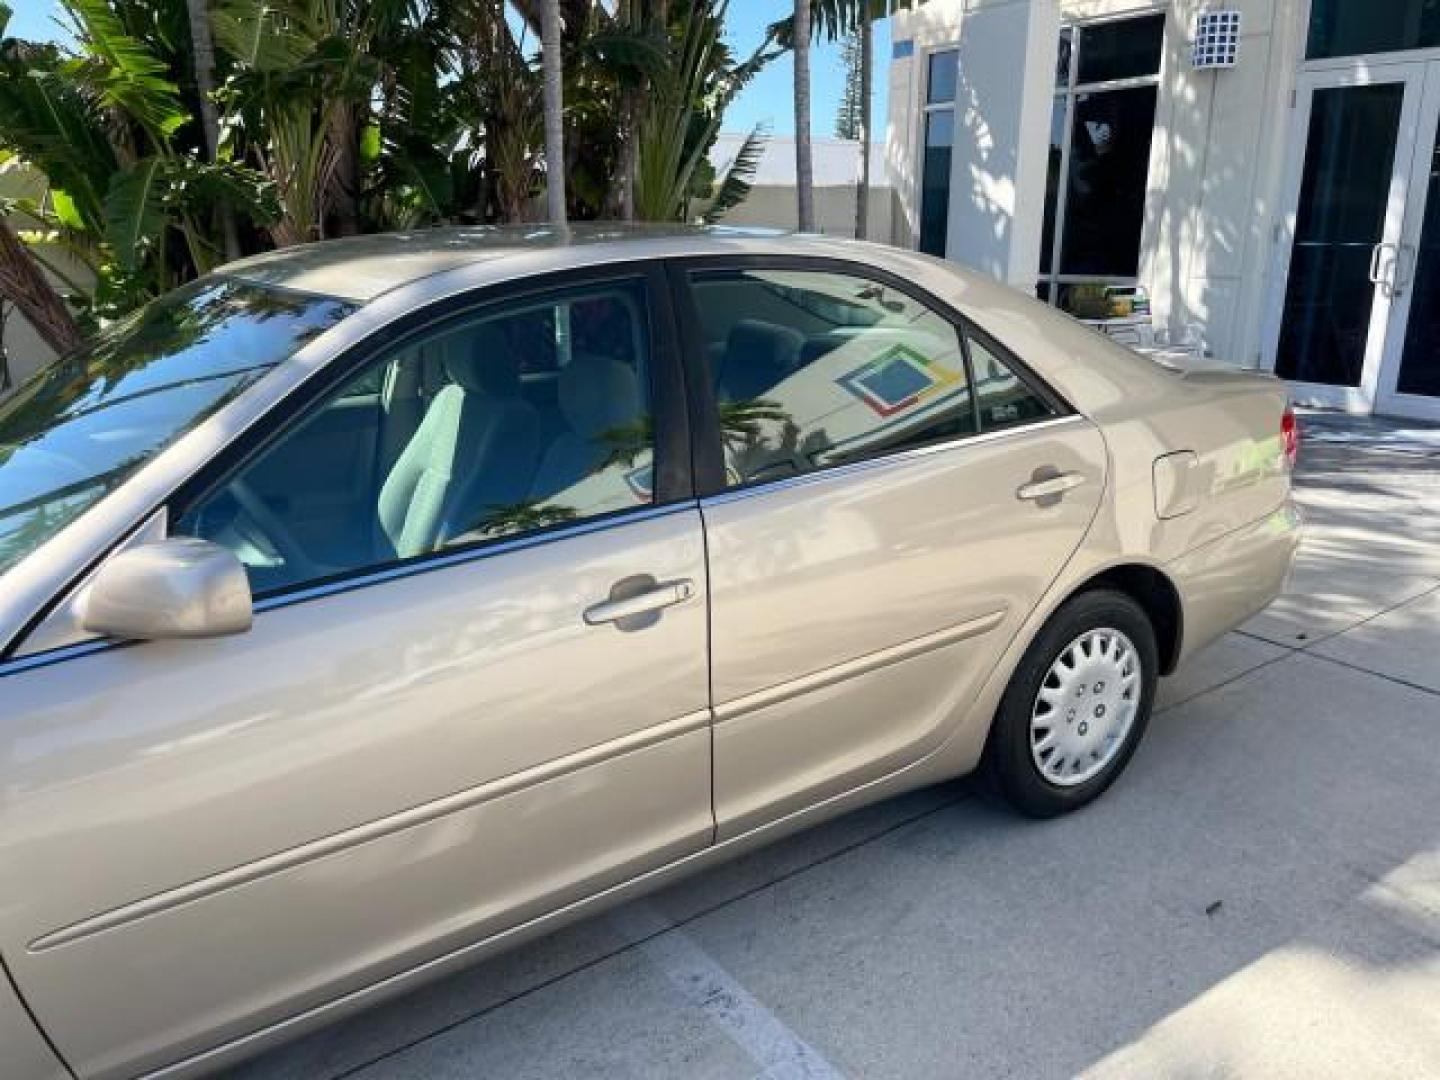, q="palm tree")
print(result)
[854,12,871,240]
[792,0,814,231]
[774,1,905,238]
[183,0,240,259]
[0,216,81,355]
[633,0,774,223]
[541,0,566,224]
